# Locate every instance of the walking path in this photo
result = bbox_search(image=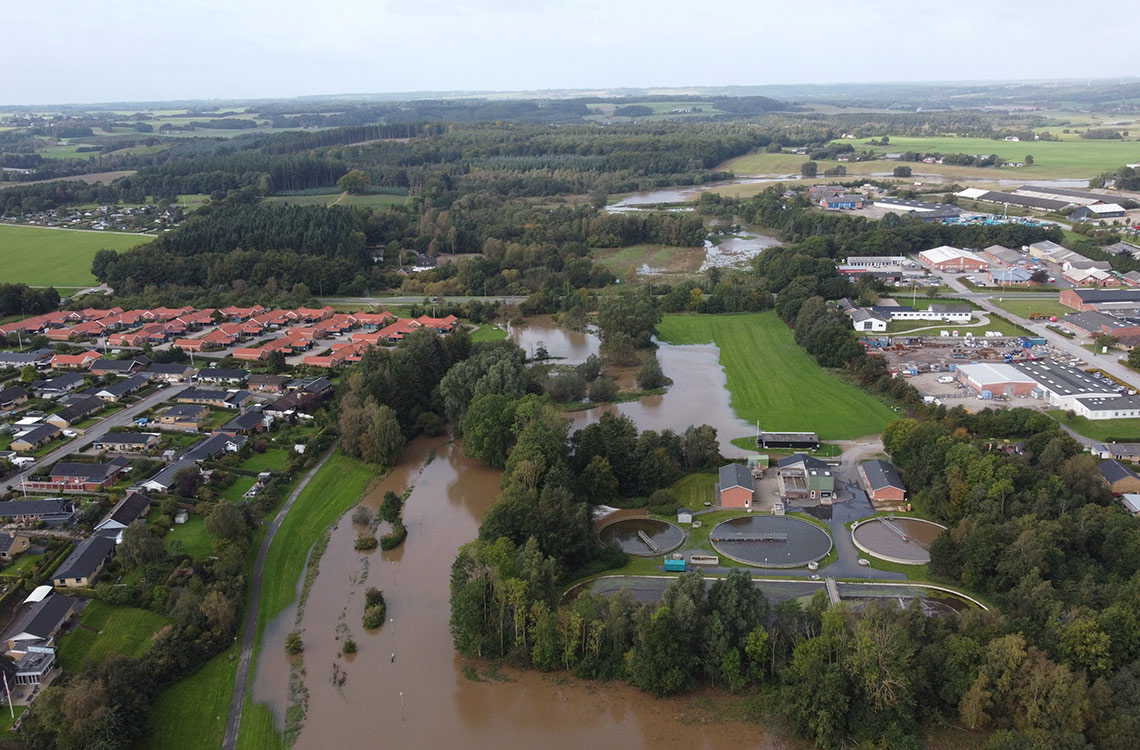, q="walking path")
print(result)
[221,446,336,750]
